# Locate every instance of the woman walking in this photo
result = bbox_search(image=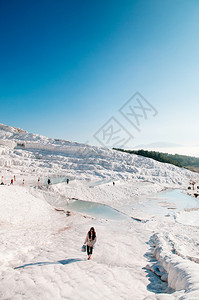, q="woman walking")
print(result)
[84,227,97,260]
